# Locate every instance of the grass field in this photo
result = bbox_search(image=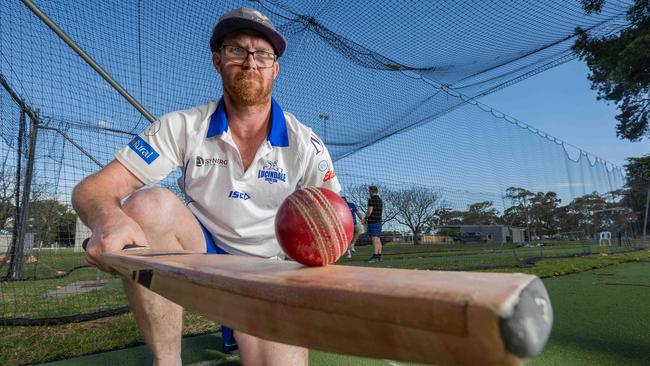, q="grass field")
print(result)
[1,241,648,365]
[530,261,650,366]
